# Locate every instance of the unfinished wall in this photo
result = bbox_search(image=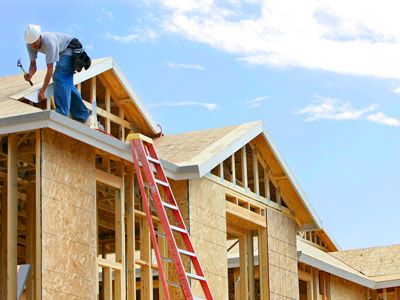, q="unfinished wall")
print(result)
[188,177,228,300]
[41,129,97,299]
[267,208,298,300]
[329,275,367,300]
